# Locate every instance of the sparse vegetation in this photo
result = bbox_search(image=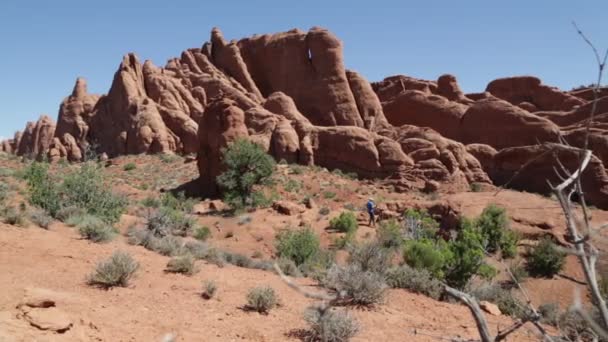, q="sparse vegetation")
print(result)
[377,219,404,248]
[88,251,139,288]
[526,238,566,278]
[323,191,337,199]
[304,306,360,342]
[193,226,211,241]
[1,205,26,226]
[318,206,330,216]
[202,280,217,299]
[166,255,198,275]
[246,286,278,313]
[28,208,53,229]
[324,264,387,306]
[472,284,527,318]
[123,163,137,171]
[217,139,275,209]
[386,265,444,300]
[329,211,358,234]
[275,228,320,266]
[77,214,116,243]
